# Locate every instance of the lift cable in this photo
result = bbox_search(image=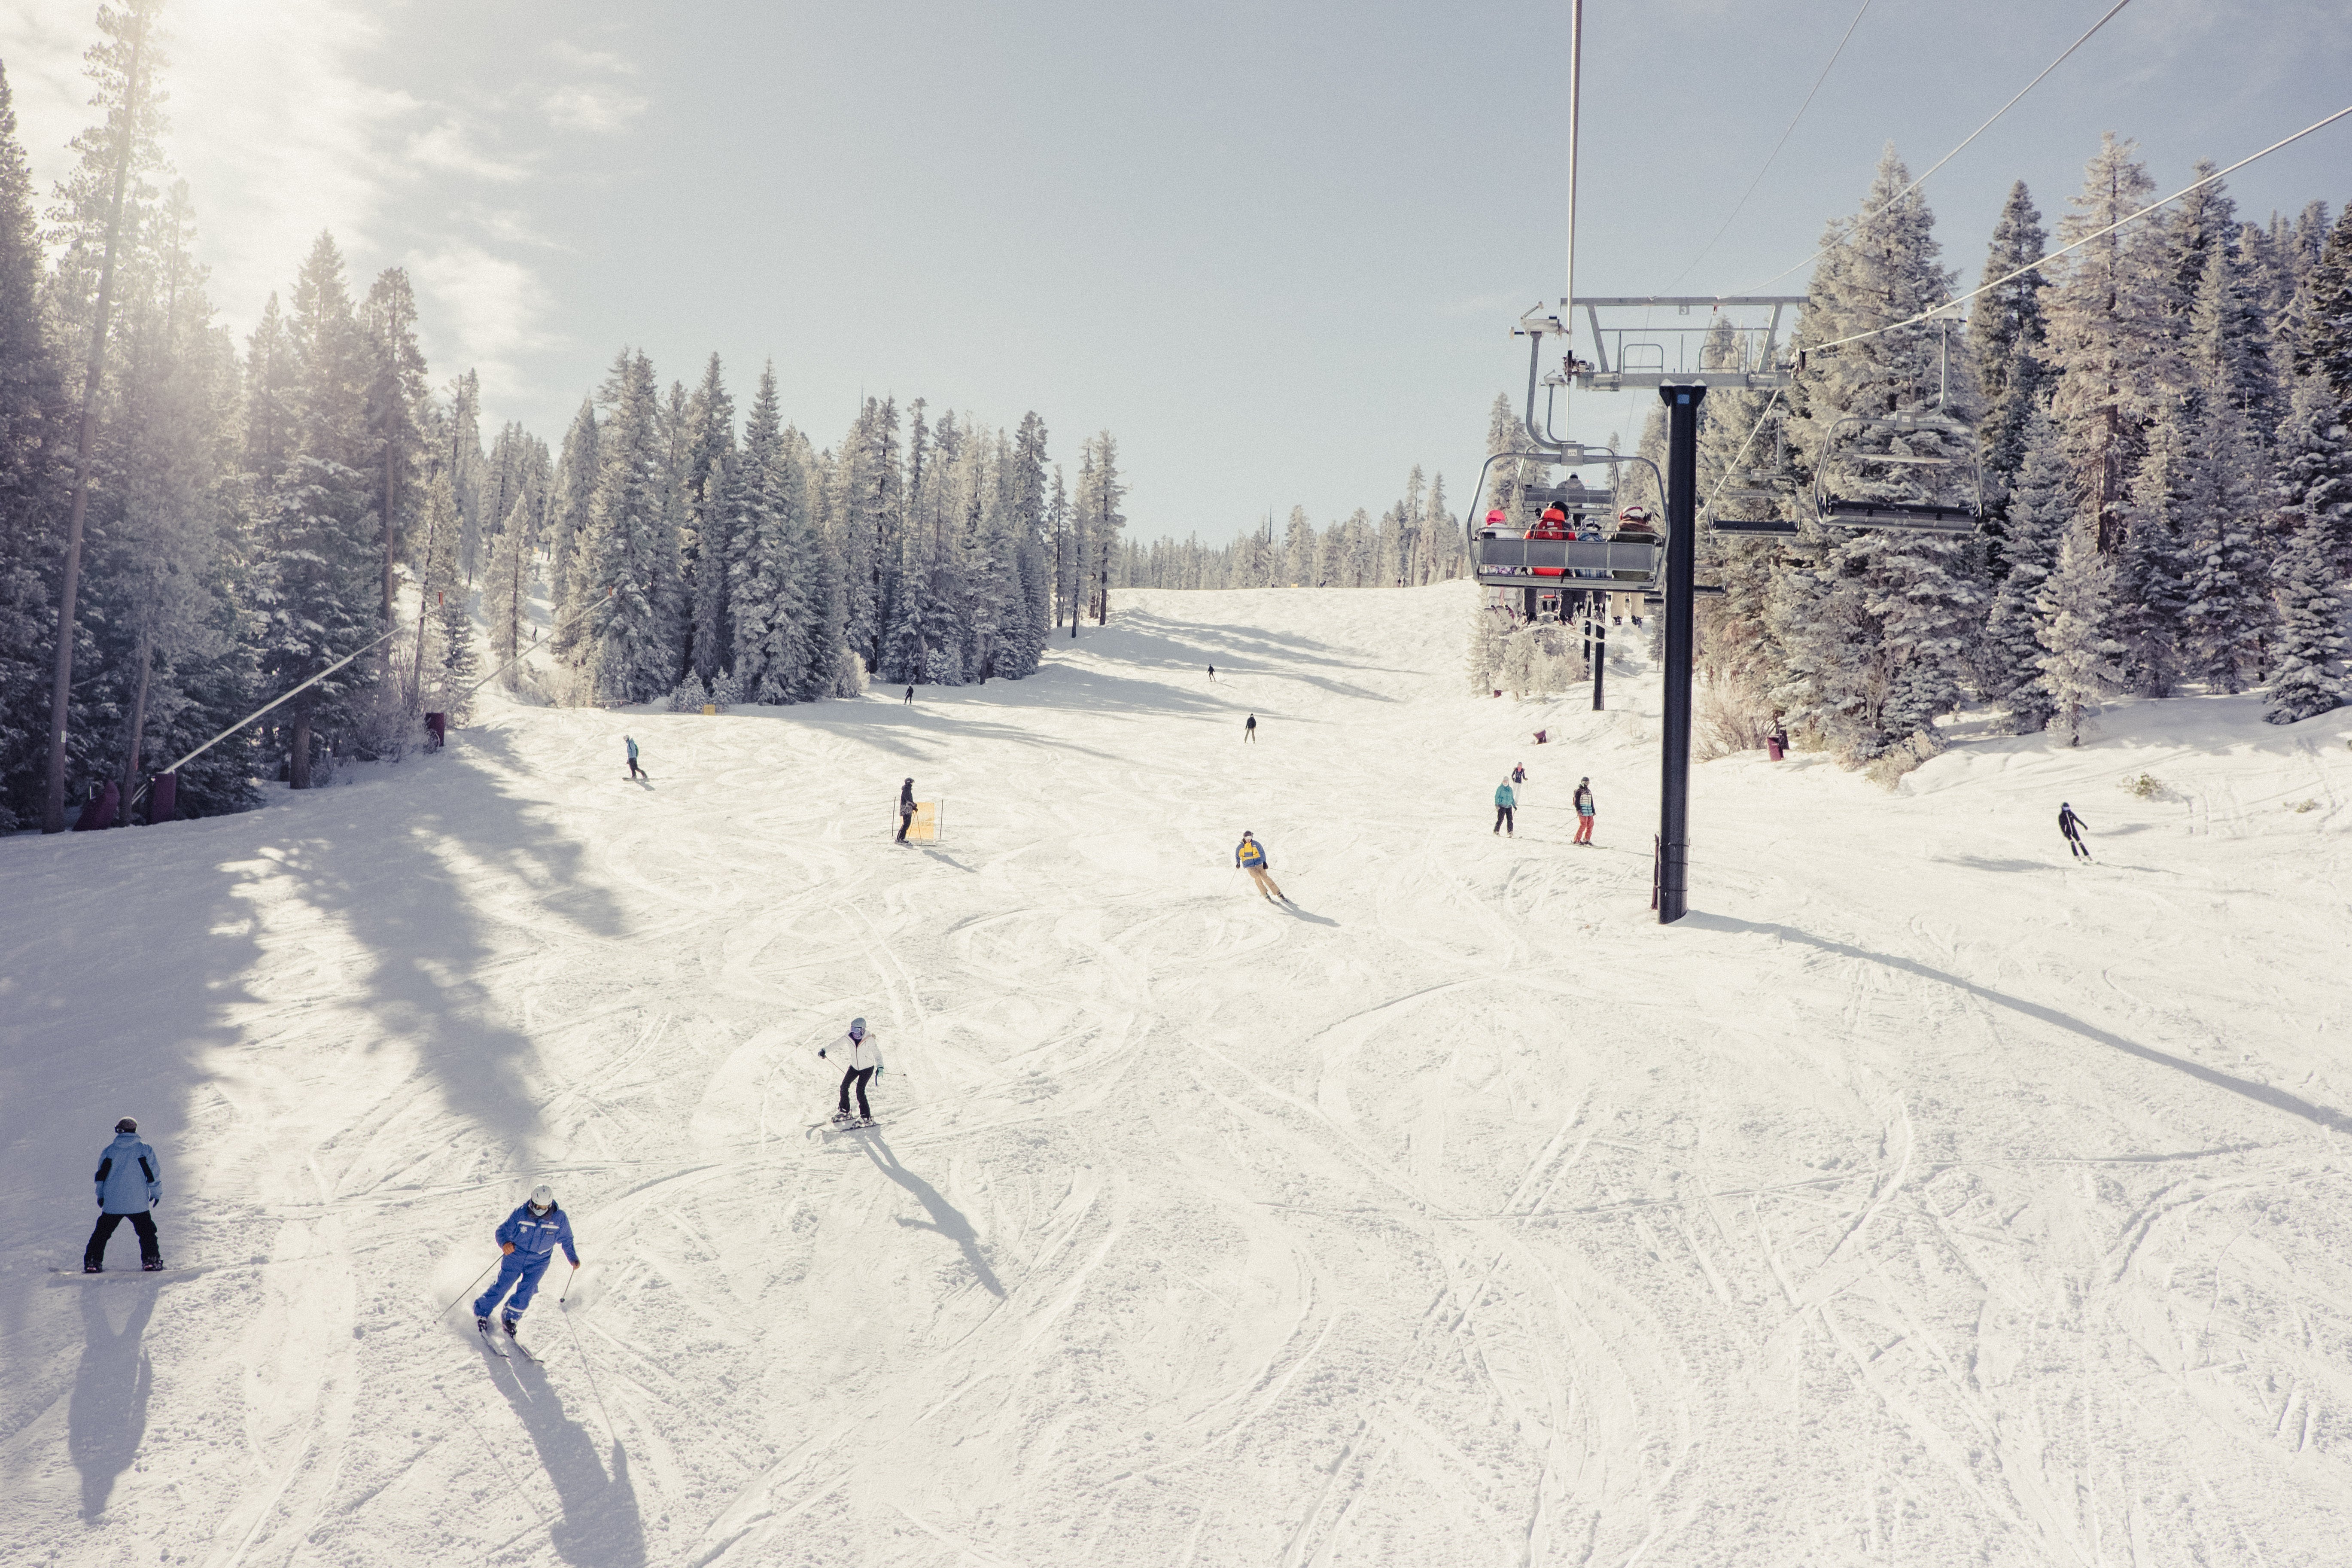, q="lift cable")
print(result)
[1665,0,1875,293]
[1736,0,2137,295]
[1810,99,2352,356]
